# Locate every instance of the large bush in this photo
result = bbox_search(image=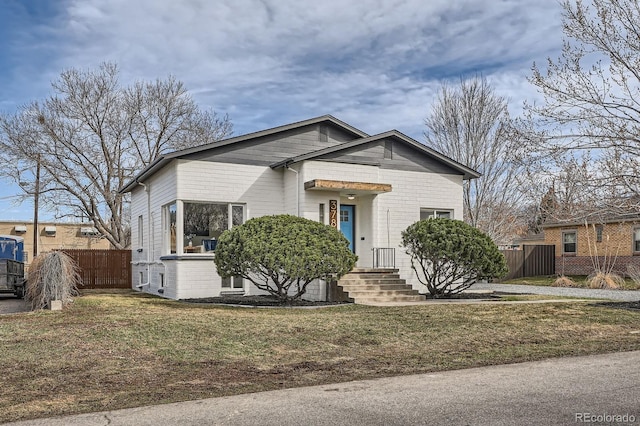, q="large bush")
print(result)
[214,215,357,303]
[401,218,507,297]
